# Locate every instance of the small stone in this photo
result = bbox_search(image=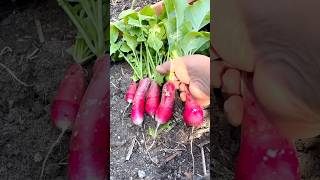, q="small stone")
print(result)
[117,136,121,139]
[34,152,42,162]
[138,170,146,178]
